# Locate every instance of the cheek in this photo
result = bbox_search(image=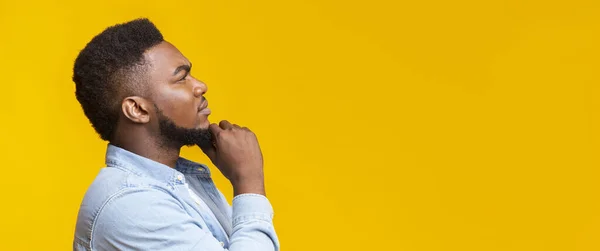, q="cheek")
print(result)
[156,90,197,126]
